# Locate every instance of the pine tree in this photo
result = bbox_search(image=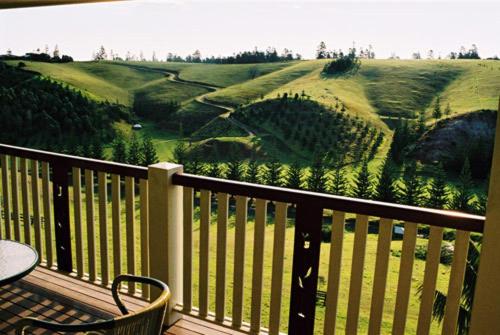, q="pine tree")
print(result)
[451,158,474,212]
[186,159,204,175]
[141,136,158,166]
[263,160,282,187]
[226,160,244,181]
[426,163,449,209]
[307,157,327,193]
[285,162,303,189]
[207,162,223,178]
[111,137,128,163]
[398,161,424,206]
[127,134,142,166]
[374,159,397,202]
[173,142,188,165]
[444,102,452,116]
[432,96,442,119]
[352,160,373,199]
[81,143,92,158]
[92,140,104,160]
[329,165,348,196]
[246,160,260,184]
